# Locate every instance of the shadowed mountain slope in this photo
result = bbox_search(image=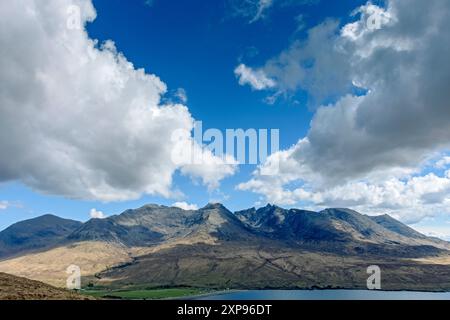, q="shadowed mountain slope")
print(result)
[68,203,256,246]
[0,214,82,259]
[235,205,450,249]
[1,203,450,291]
